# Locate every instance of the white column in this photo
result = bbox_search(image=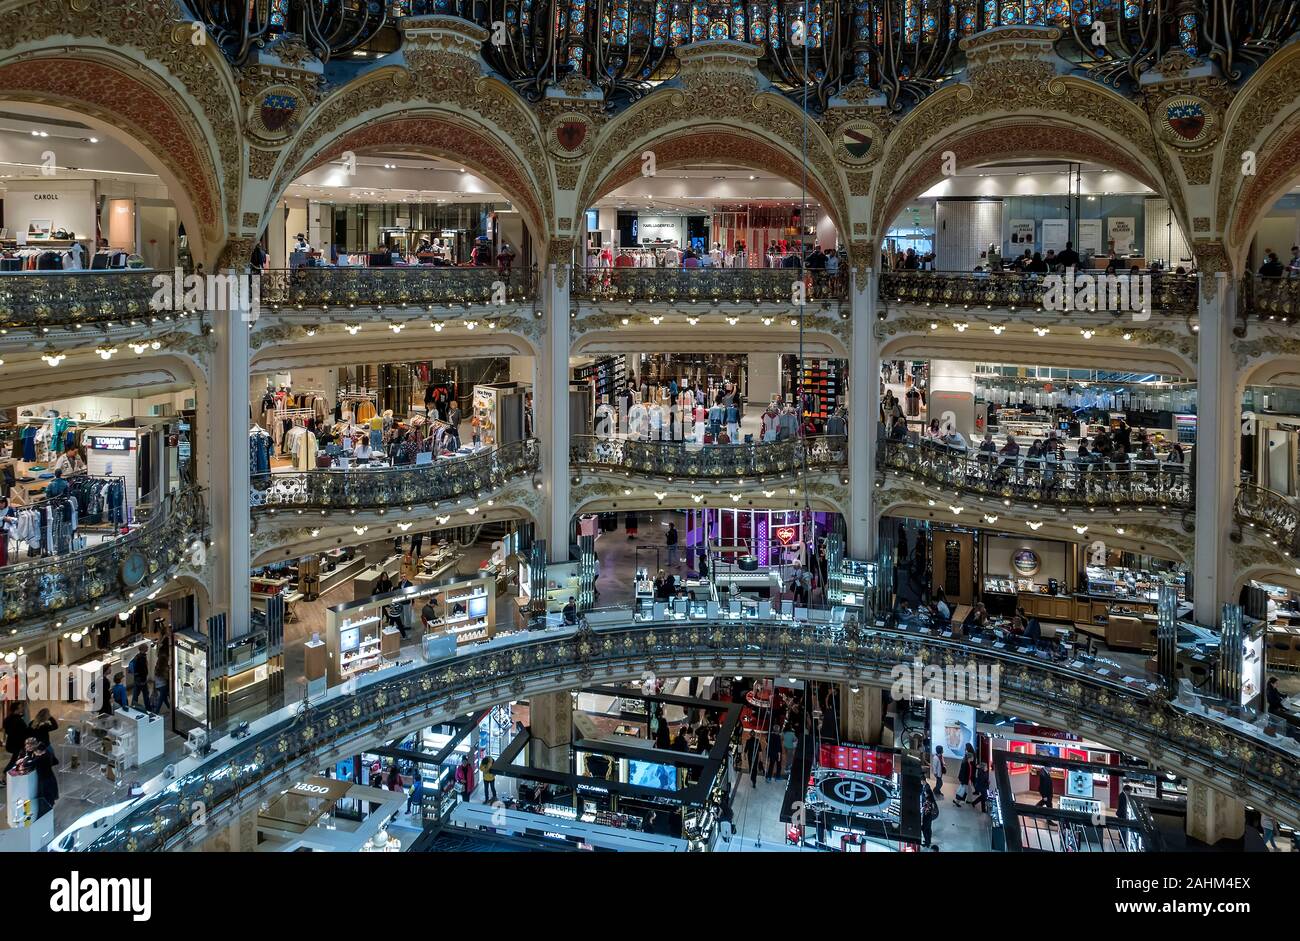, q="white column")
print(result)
[542,261,571,561]
[208,277,252,638]
[1193,273,1236,624]
[850,266,880,558]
